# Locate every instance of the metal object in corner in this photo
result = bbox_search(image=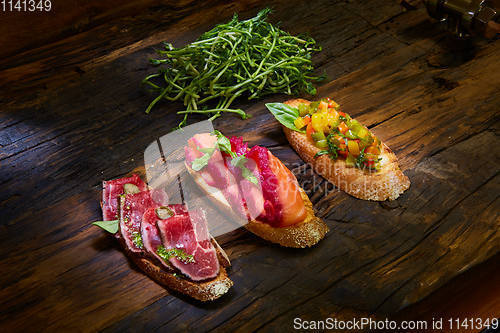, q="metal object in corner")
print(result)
[425,0,500,37]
